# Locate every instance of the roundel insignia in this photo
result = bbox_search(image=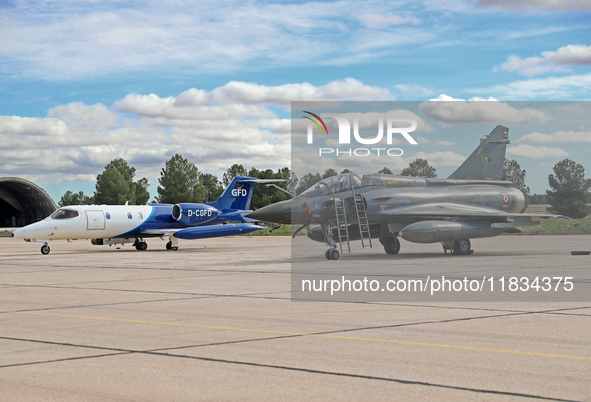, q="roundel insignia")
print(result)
[502,193,510,205]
